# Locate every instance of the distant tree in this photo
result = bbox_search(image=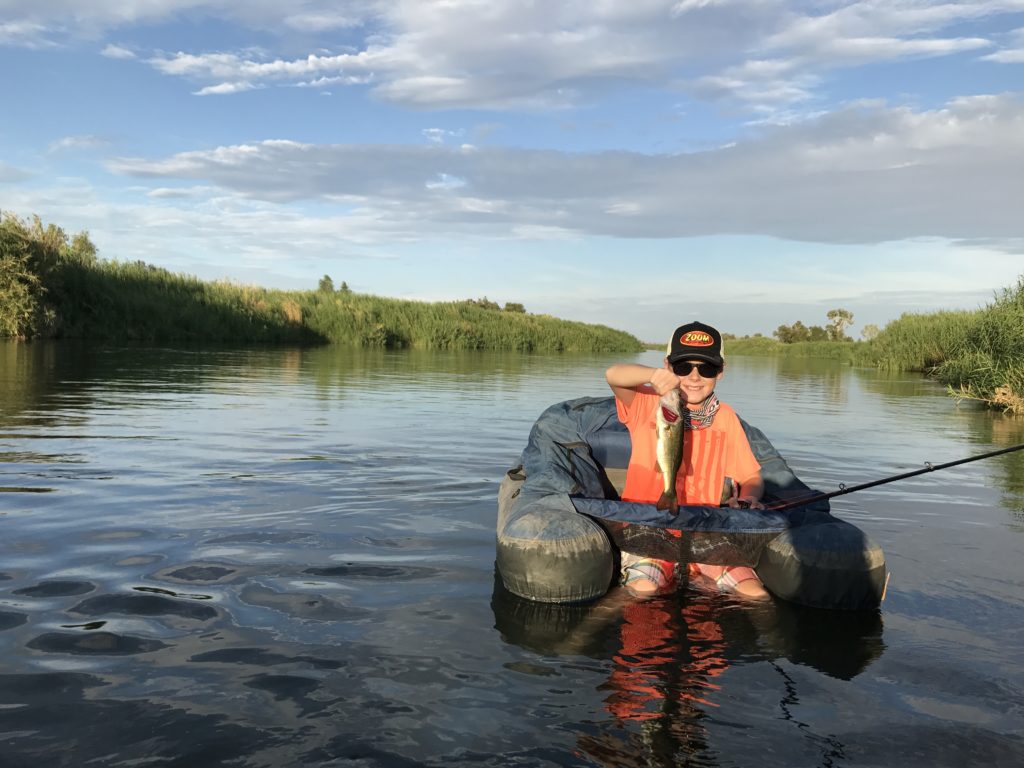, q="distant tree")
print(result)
[861,323,881,341]
[468,297,501,311]
[339,281,351,293]
[774,320,811,343]
[807,325,829,342]
[773,323,792,343]
[827,308,854,341]
[318,274,335,292]
[504,302,526,313]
